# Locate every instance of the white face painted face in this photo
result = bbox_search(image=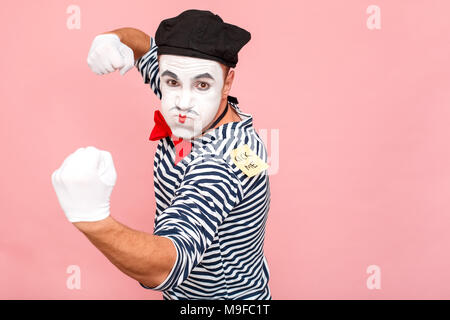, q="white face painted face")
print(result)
[158,54,225,140]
